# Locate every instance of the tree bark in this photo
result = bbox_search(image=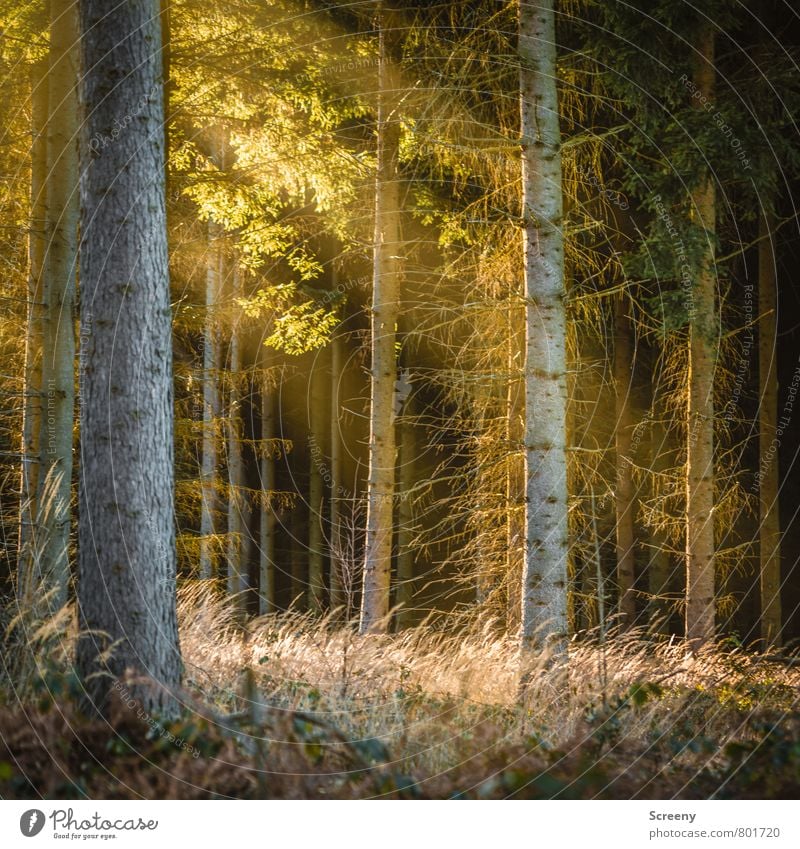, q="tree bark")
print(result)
[77,0,181,715]
[758,204,781,646]
[685,25,717,651]
[17,59,48,603]
[614,298,637,627]
[38,0,80,608]
[259,377,277,614]
[359,7,401,634]
[519,0,569,654]
[199,220,221,579]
